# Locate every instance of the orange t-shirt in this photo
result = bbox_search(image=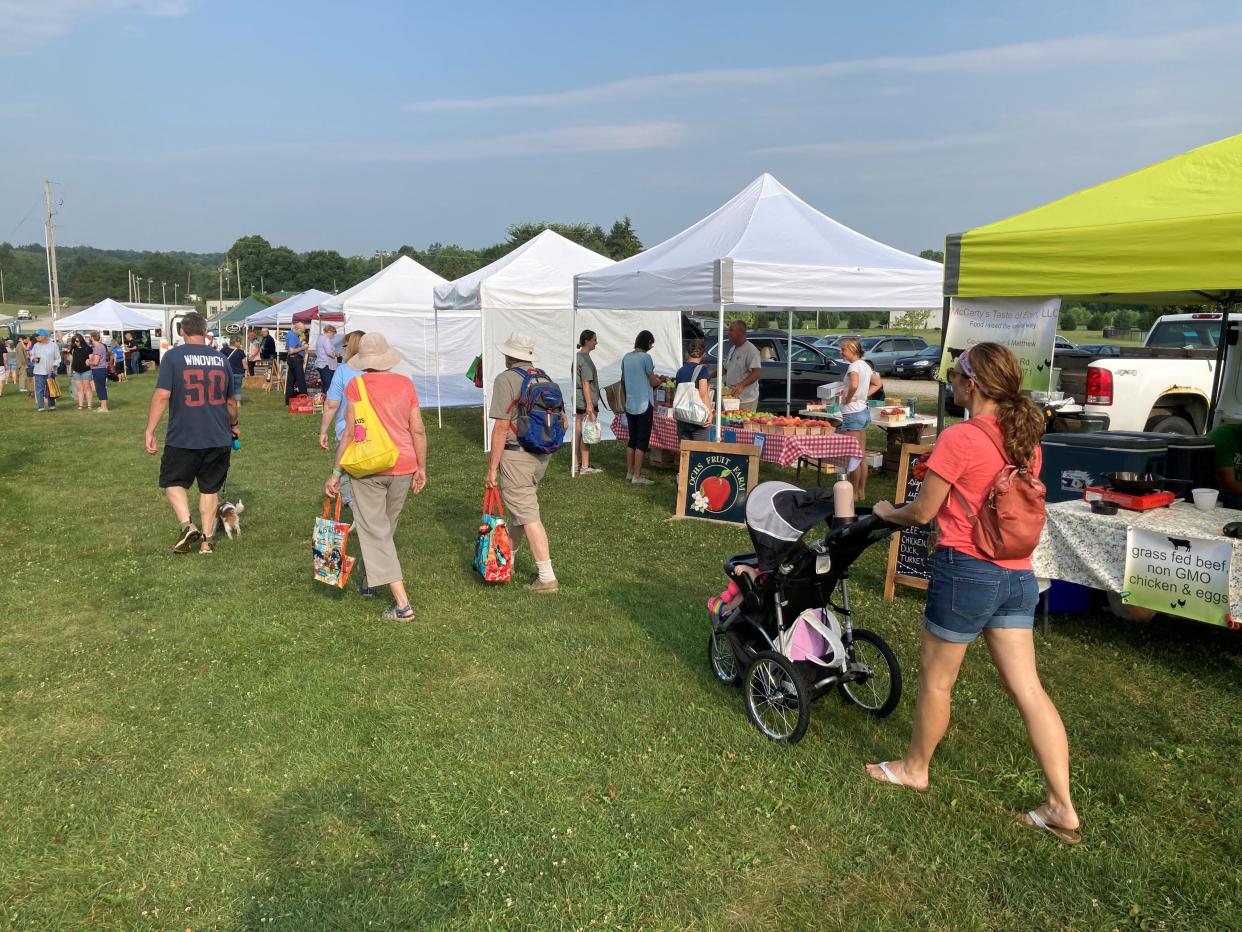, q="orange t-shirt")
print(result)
[925,415,1042,571]
[345,372,420,476]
